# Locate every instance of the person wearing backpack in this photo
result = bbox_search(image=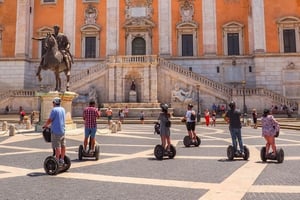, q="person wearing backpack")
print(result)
[183,104,197,143]
[158,104,172,152]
